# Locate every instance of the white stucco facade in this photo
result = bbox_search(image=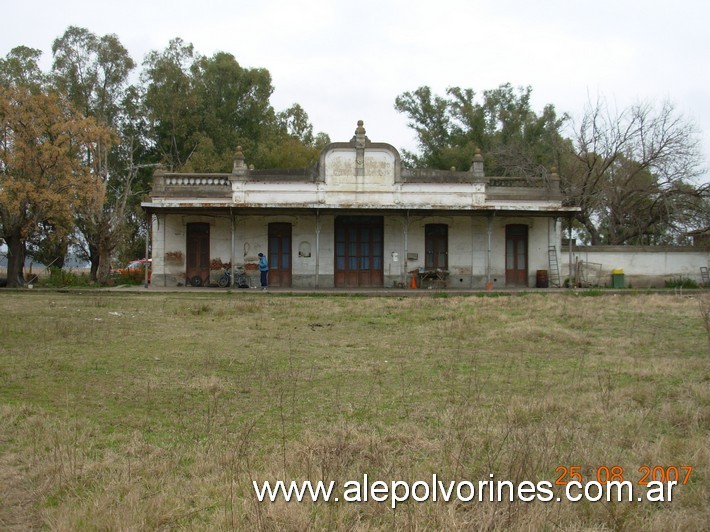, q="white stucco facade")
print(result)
[143,122,576,289]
